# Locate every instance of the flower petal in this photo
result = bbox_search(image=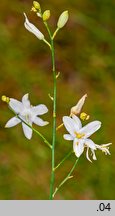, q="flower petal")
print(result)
[91,149,97,160]
[33,116,49,126]
[63,116,76,137]
[85,138,96,150]
[63,134,74,140]
[22,123,32,139]
[22,93,30,108]
[9,99,23,114]
[86,147,92,162]
[24,13,44,40]
[73,138,85,157]
[72,114,82,130]
[79,121,101,138]
[5,117,21,128]
[32,104,48,115]
[95,143,112,148]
